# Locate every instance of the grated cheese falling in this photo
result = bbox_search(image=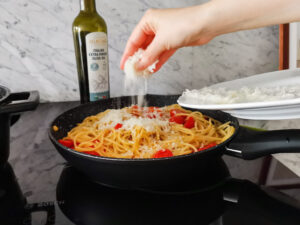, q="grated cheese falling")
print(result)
[123,48,158,107]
